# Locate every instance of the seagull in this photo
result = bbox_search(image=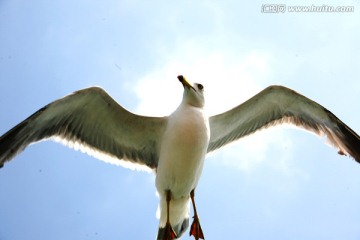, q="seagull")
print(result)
[1,75,360,240]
